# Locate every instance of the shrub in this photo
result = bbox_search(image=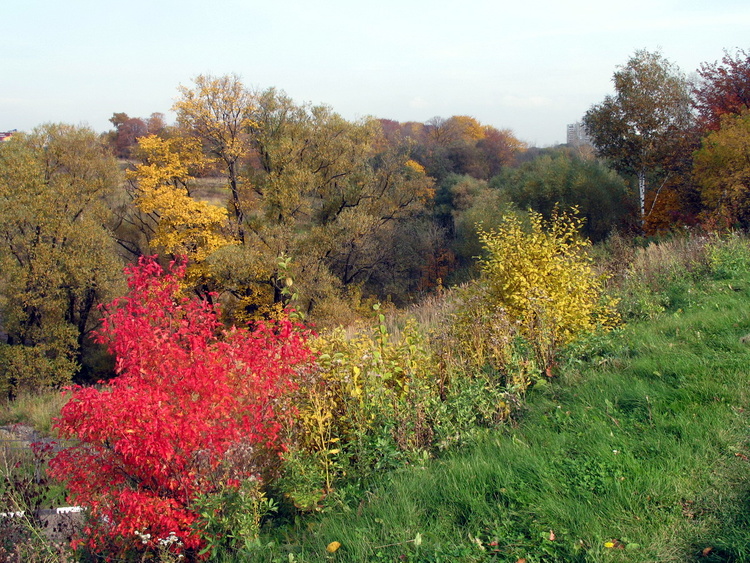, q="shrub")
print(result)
[48,257,312,558]
[477,209,619,370]
[280,308,439,506]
